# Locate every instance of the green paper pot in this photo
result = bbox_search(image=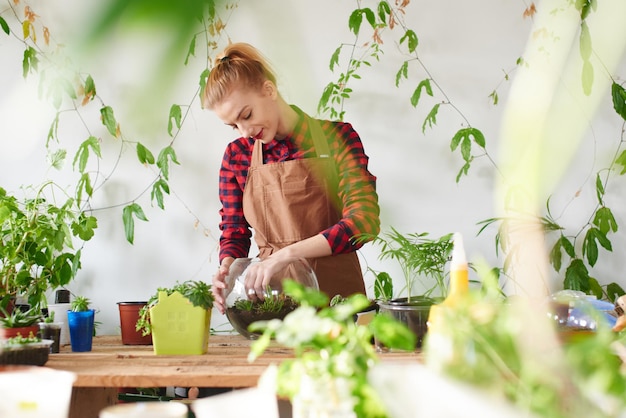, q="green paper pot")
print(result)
[149,291,211,355]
